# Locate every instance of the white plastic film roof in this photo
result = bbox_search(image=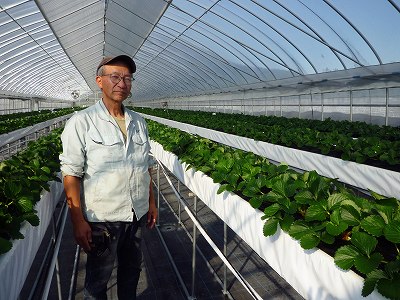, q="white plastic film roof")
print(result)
[1,0,400,102]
